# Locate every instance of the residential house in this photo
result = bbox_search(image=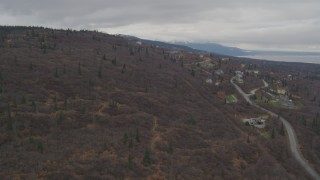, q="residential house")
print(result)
[205,79,213,84]
[277,88,286,95]
[246,70,260,76]
[199,61,215,69]
[243,118,266,128]
[221,57,229,61]
[215,69,224,76]
[235,71,244,83]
